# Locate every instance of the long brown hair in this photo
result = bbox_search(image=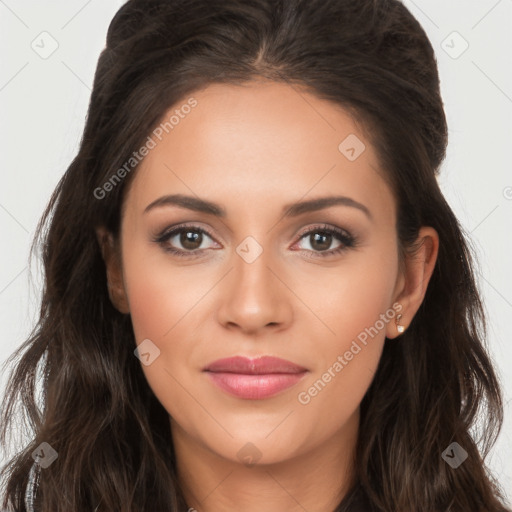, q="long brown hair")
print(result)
[1,0,510,510]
